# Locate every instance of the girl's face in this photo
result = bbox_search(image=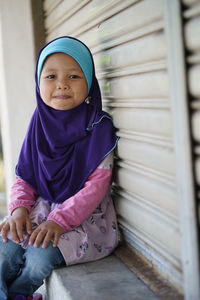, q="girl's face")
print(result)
[39,52,88,110]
